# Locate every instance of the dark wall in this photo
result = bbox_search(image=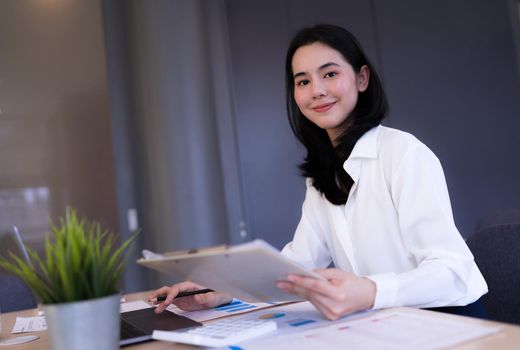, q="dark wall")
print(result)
[375,0,520,235]
[225,0,520,248]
